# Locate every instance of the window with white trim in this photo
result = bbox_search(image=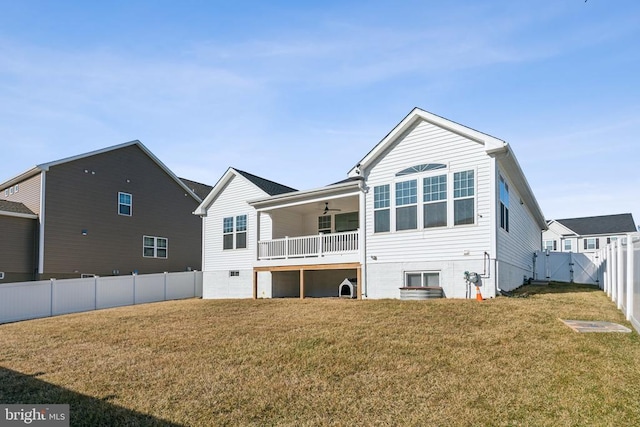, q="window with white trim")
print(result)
[373,184,390,233]
[499,175,509,232]
[395,179,417,231]
[223,217,234,250]
[405,271,440,287]
[143,236,168,258]
[223,215,247,250]
[543,240,556,251]
[236,215,247,249]
[564,239,572,251]
[318,216,331,233]
[584,238,599,250]
[453,170,475,225]
[335,212,359,232]
[423,174,447,228]
[118,192,132,216]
